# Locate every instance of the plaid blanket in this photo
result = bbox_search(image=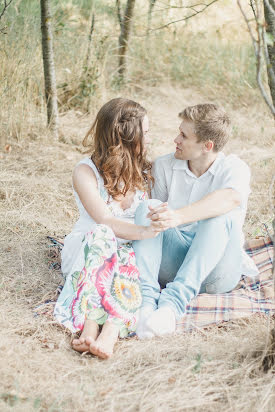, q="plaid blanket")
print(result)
[47,236,274,332]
